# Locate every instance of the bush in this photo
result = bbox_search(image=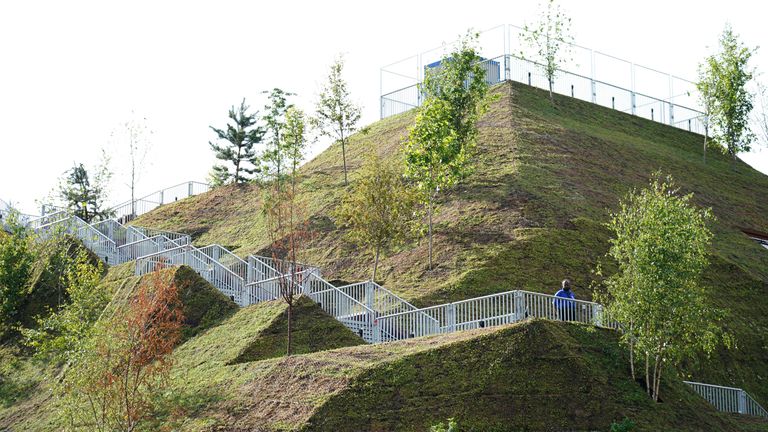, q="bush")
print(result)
[610,417,636,432]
